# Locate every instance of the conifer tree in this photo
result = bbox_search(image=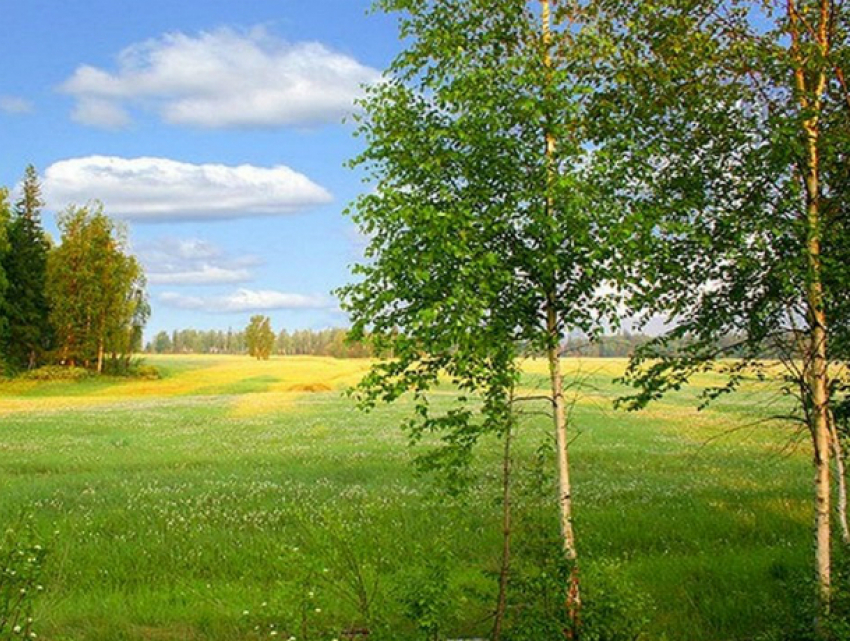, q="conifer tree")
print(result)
[3,165,51,370]
[0,189,11,369]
